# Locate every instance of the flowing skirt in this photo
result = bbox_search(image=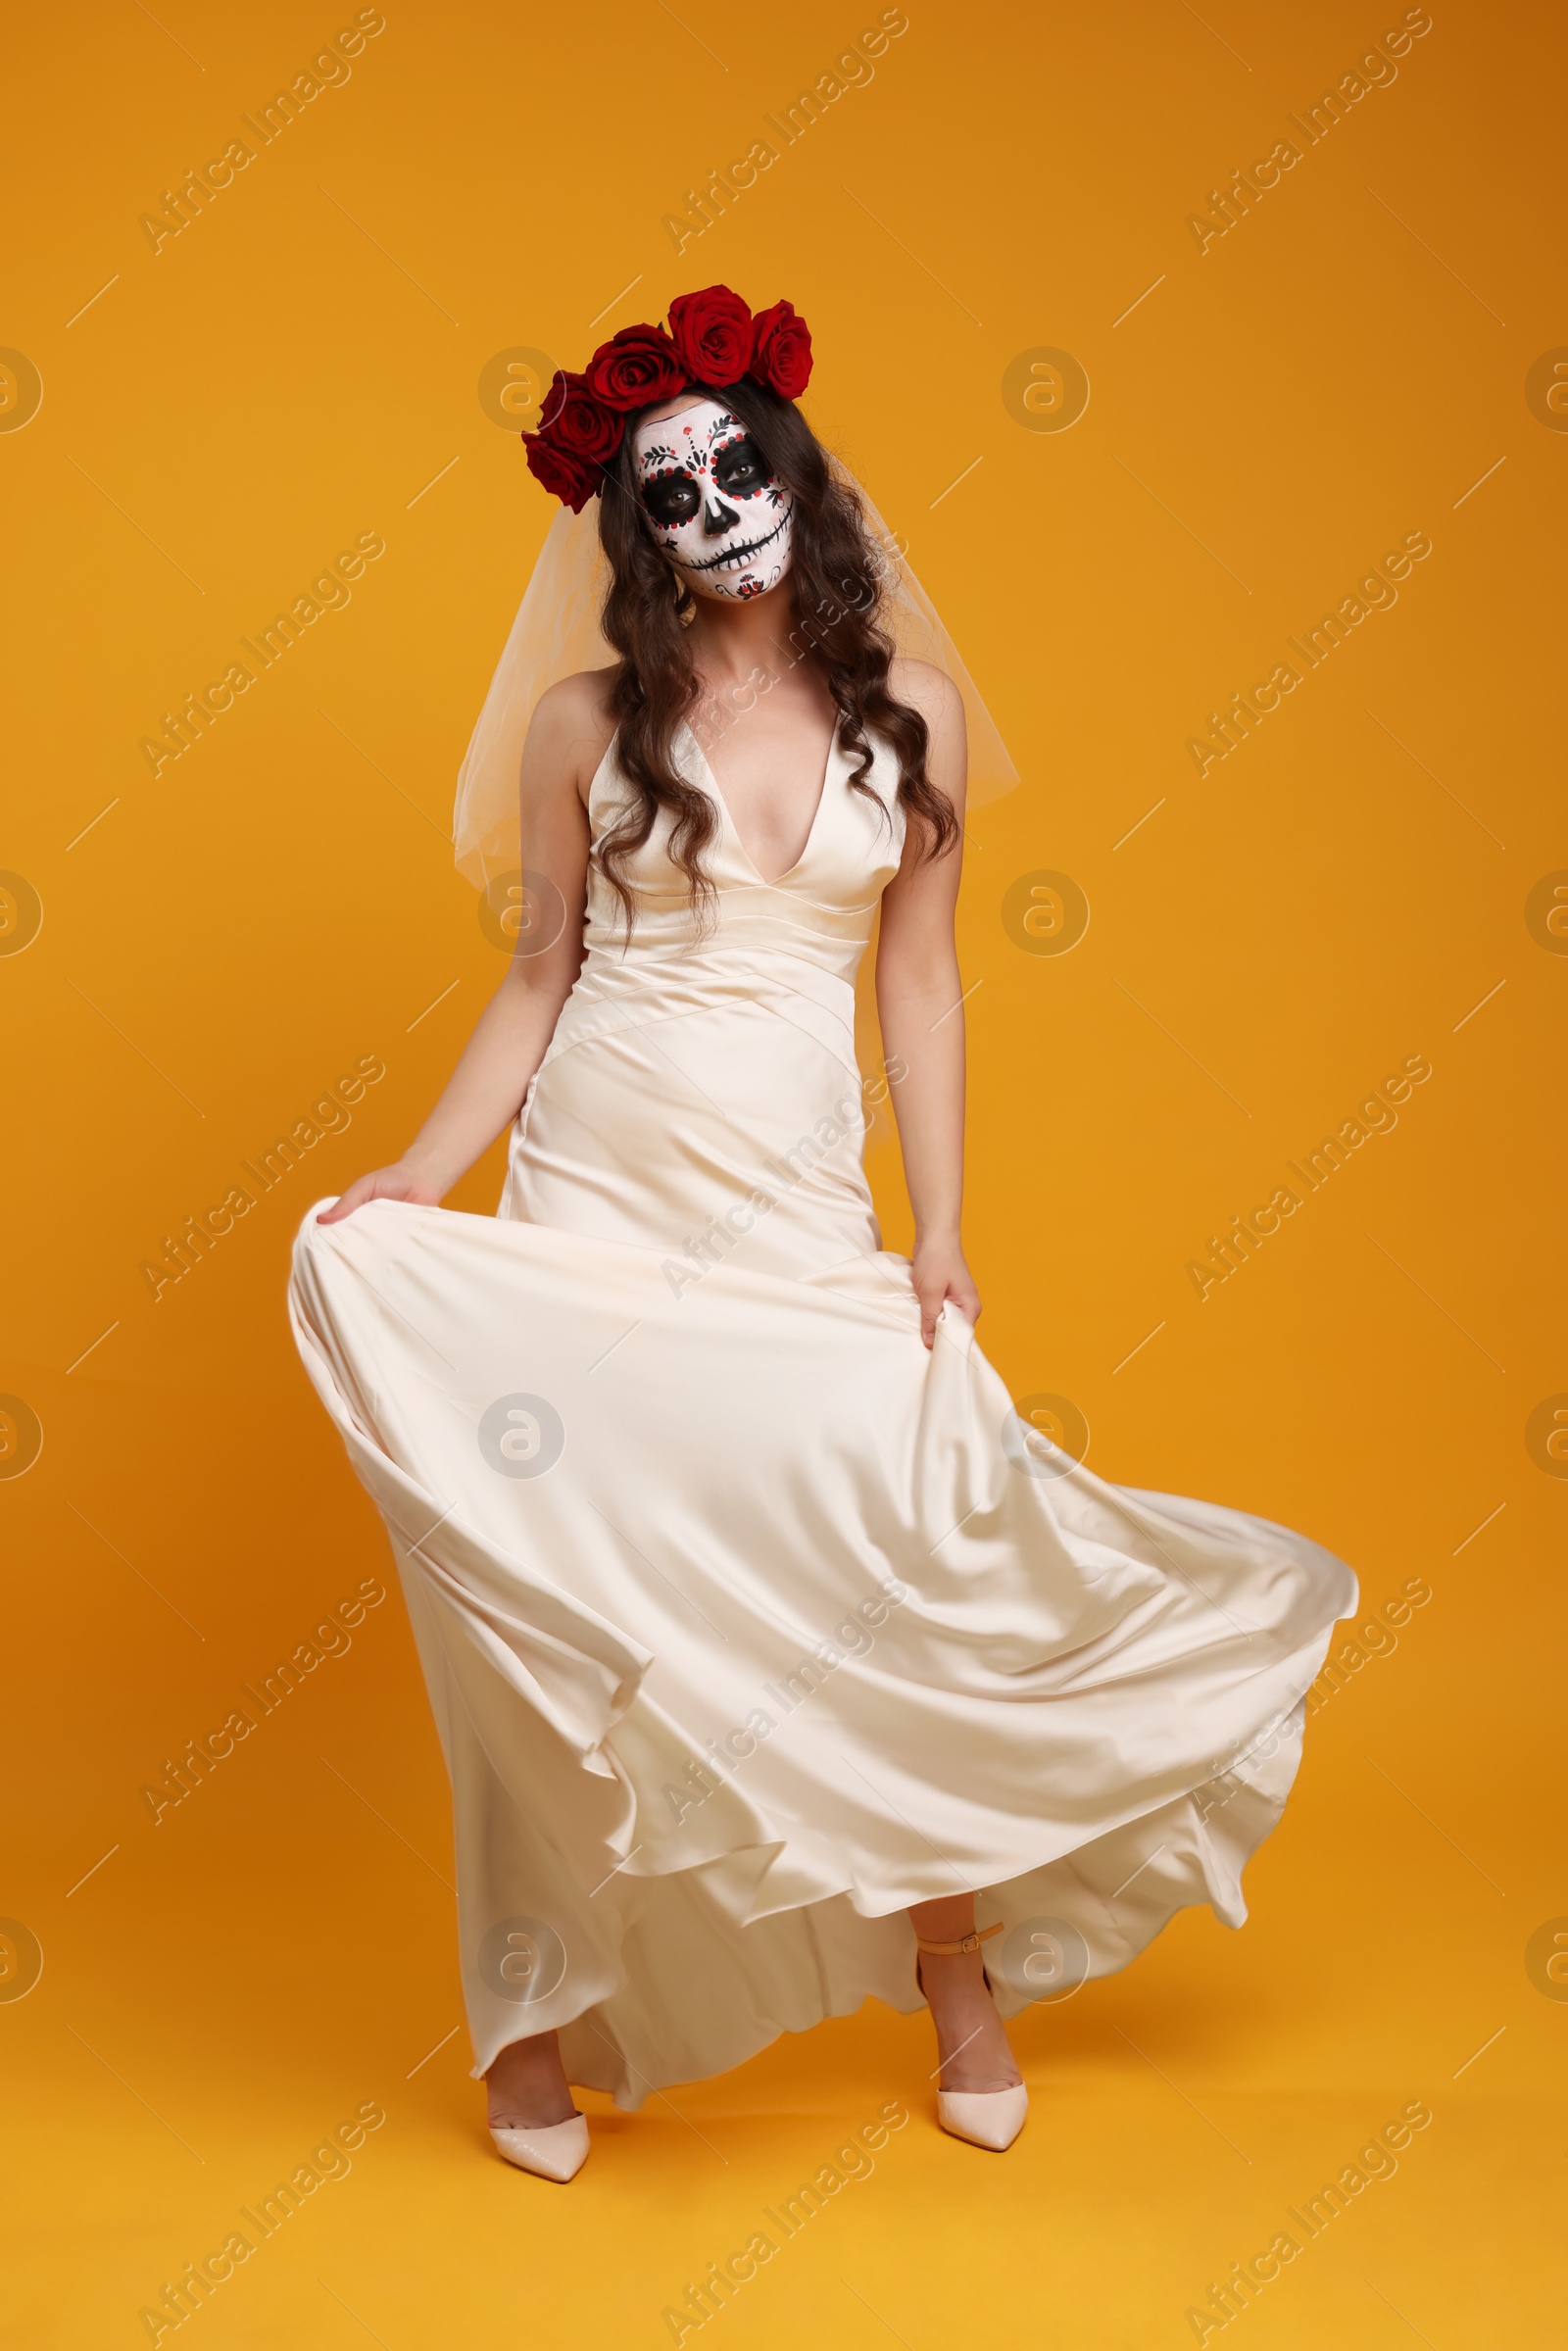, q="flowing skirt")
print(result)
[290,943,1354,2105]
